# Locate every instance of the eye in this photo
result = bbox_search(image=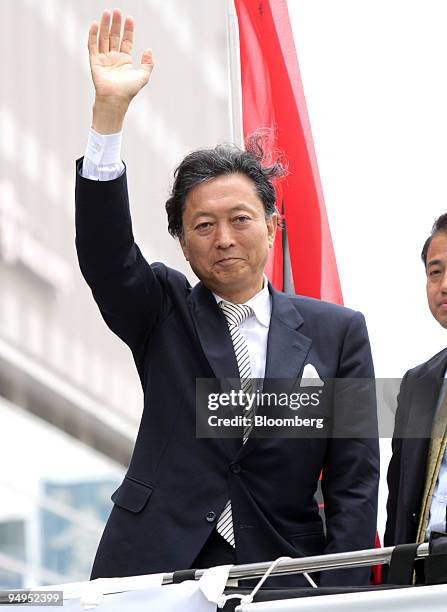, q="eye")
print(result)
[234,215,250,224]
[429,269,442,278]
[195,222,213,231]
